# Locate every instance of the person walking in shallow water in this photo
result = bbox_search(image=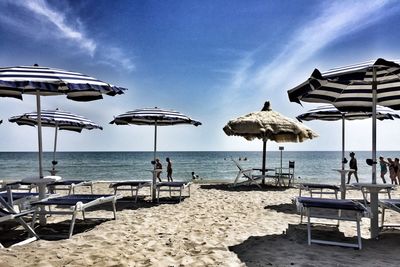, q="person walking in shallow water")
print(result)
[347,152,359,184]
[166,157,173,182]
